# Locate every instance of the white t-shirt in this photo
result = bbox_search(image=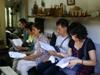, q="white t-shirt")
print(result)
[55,35,69,60]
